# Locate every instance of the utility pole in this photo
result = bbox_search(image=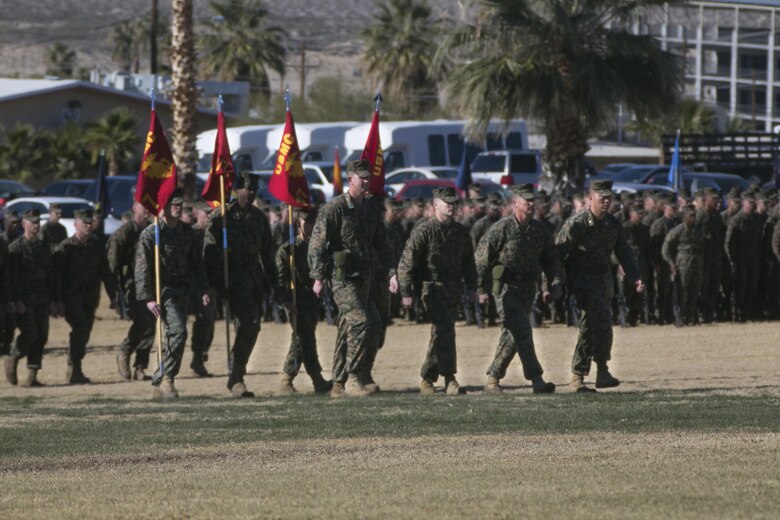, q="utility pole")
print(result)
[150,0,158,75]
[300,40,306,100]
